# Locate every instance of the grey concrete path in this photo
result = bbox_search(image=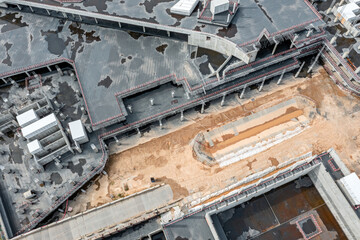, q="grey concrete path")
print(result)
[13,185,173,240]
